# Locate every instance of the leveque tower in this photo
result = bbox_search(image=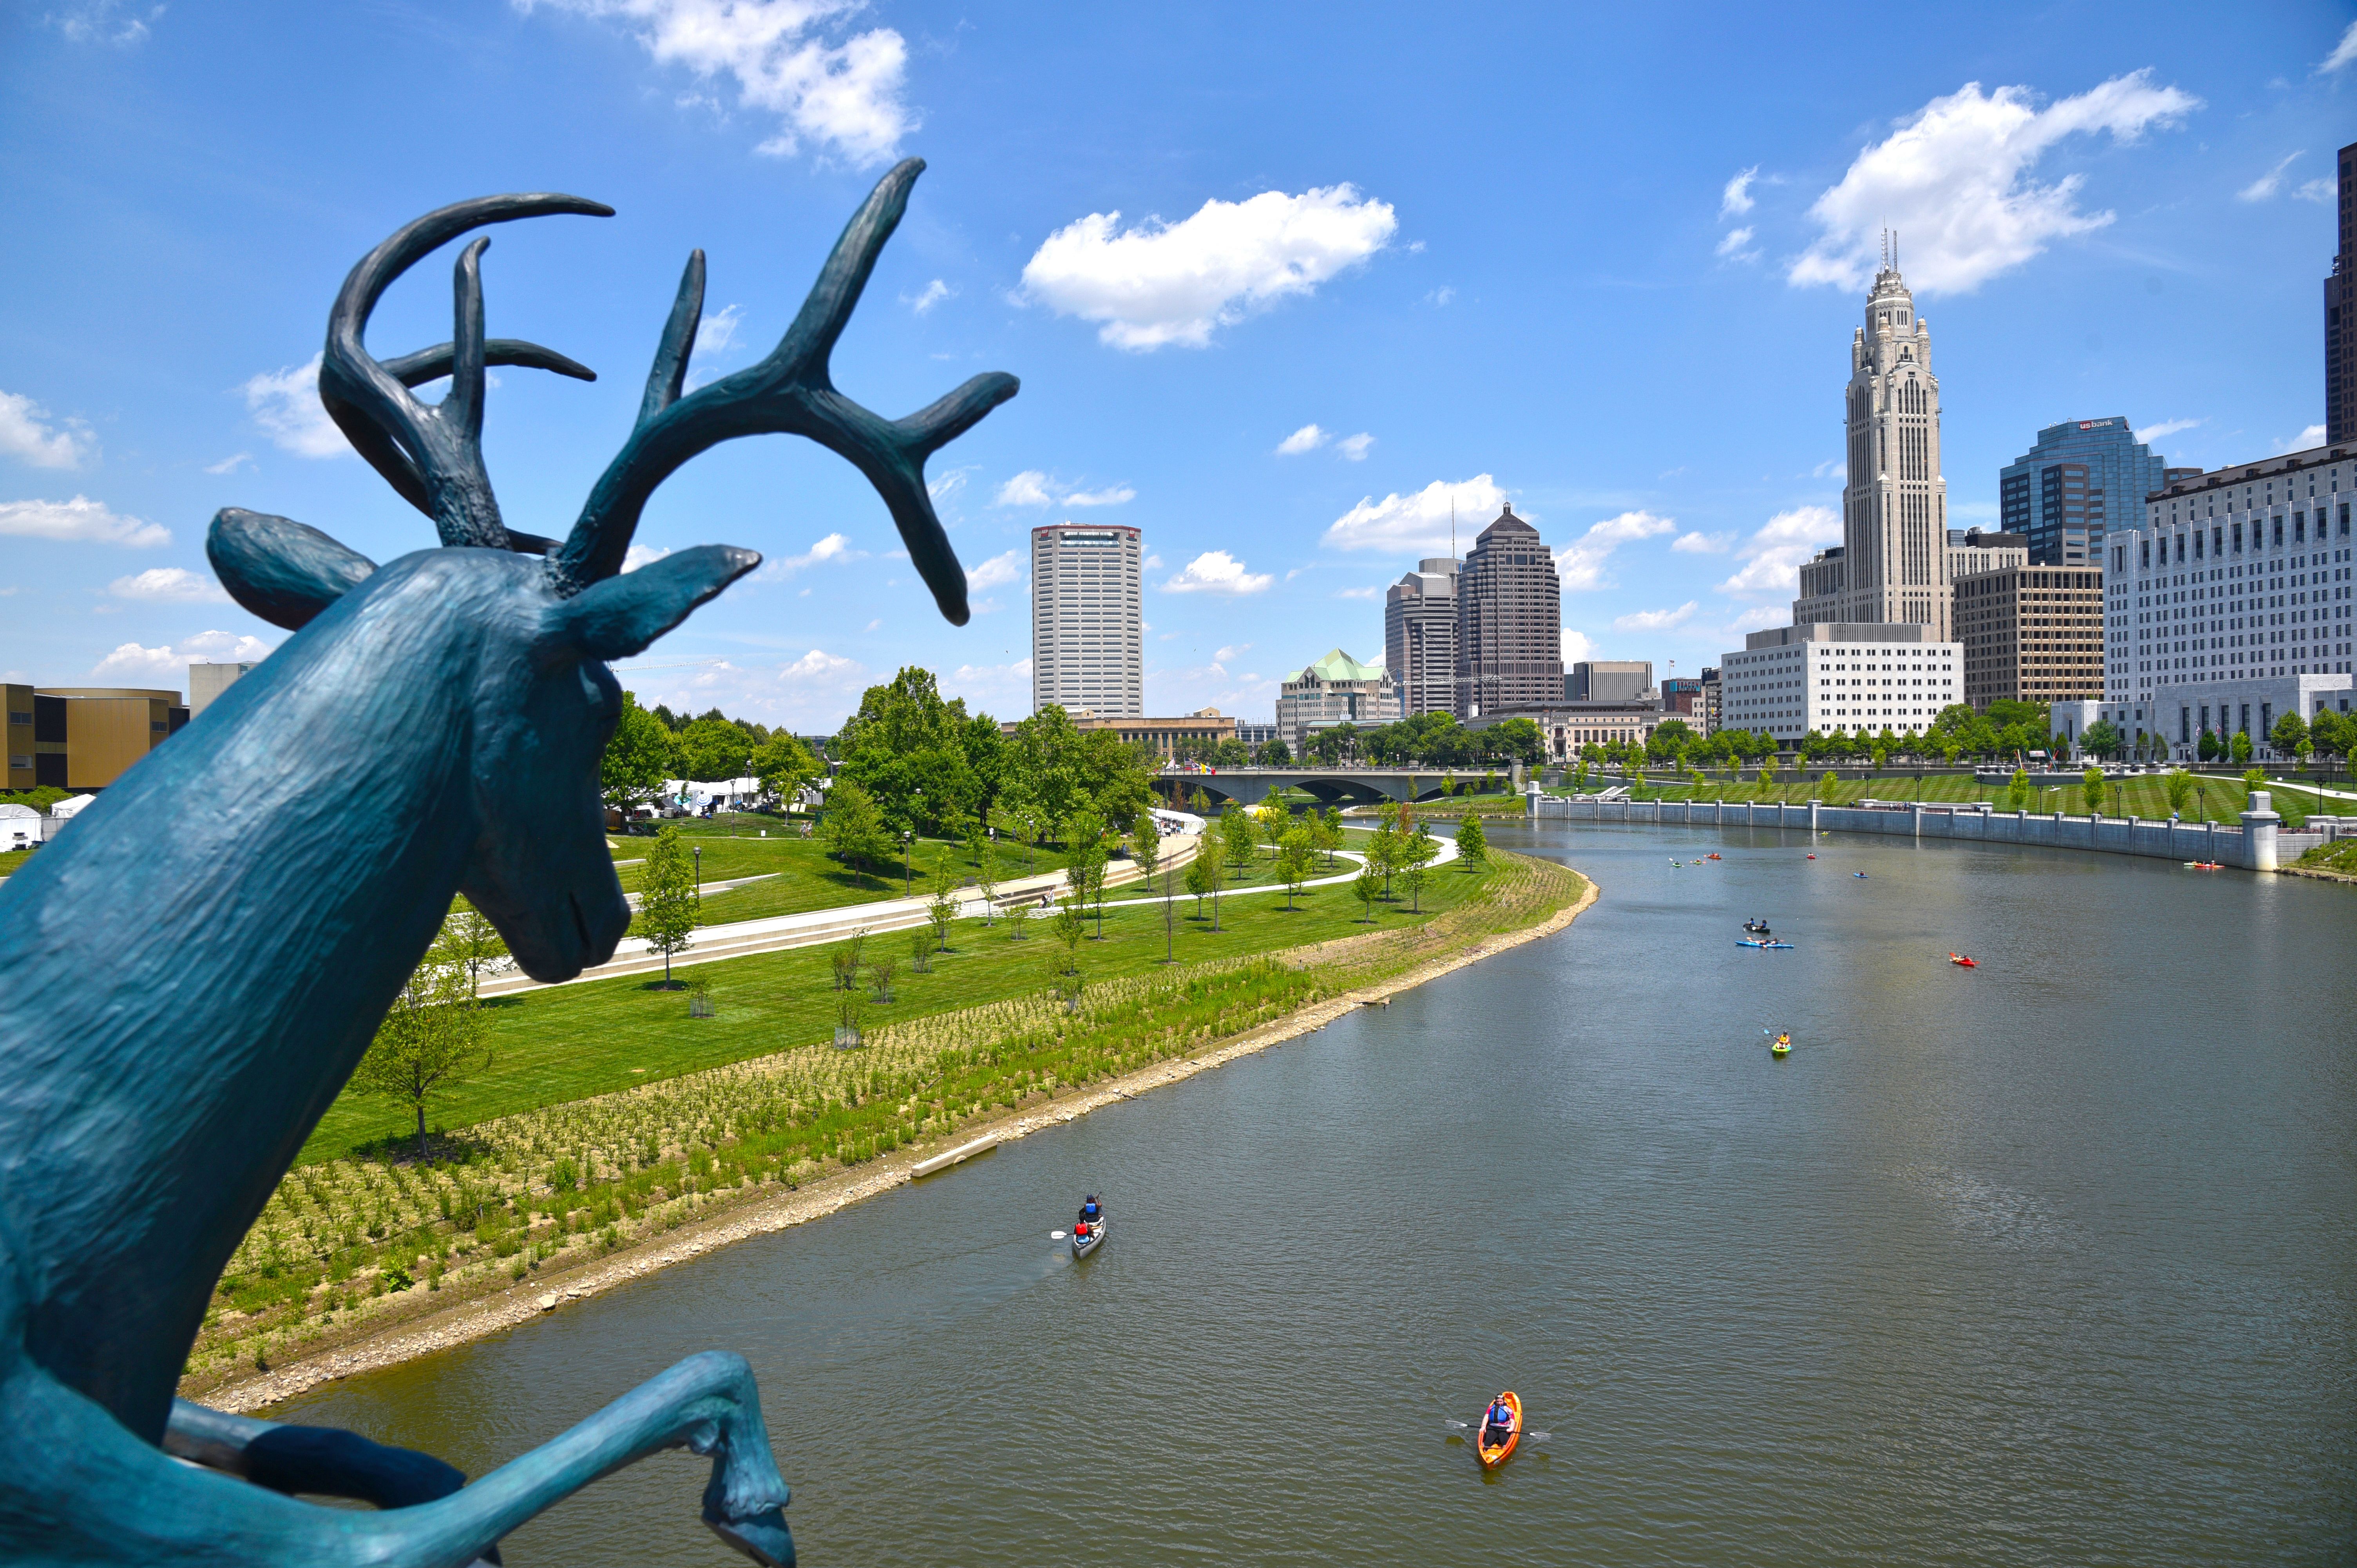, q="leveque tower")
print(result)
[1796,253,1952,639]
